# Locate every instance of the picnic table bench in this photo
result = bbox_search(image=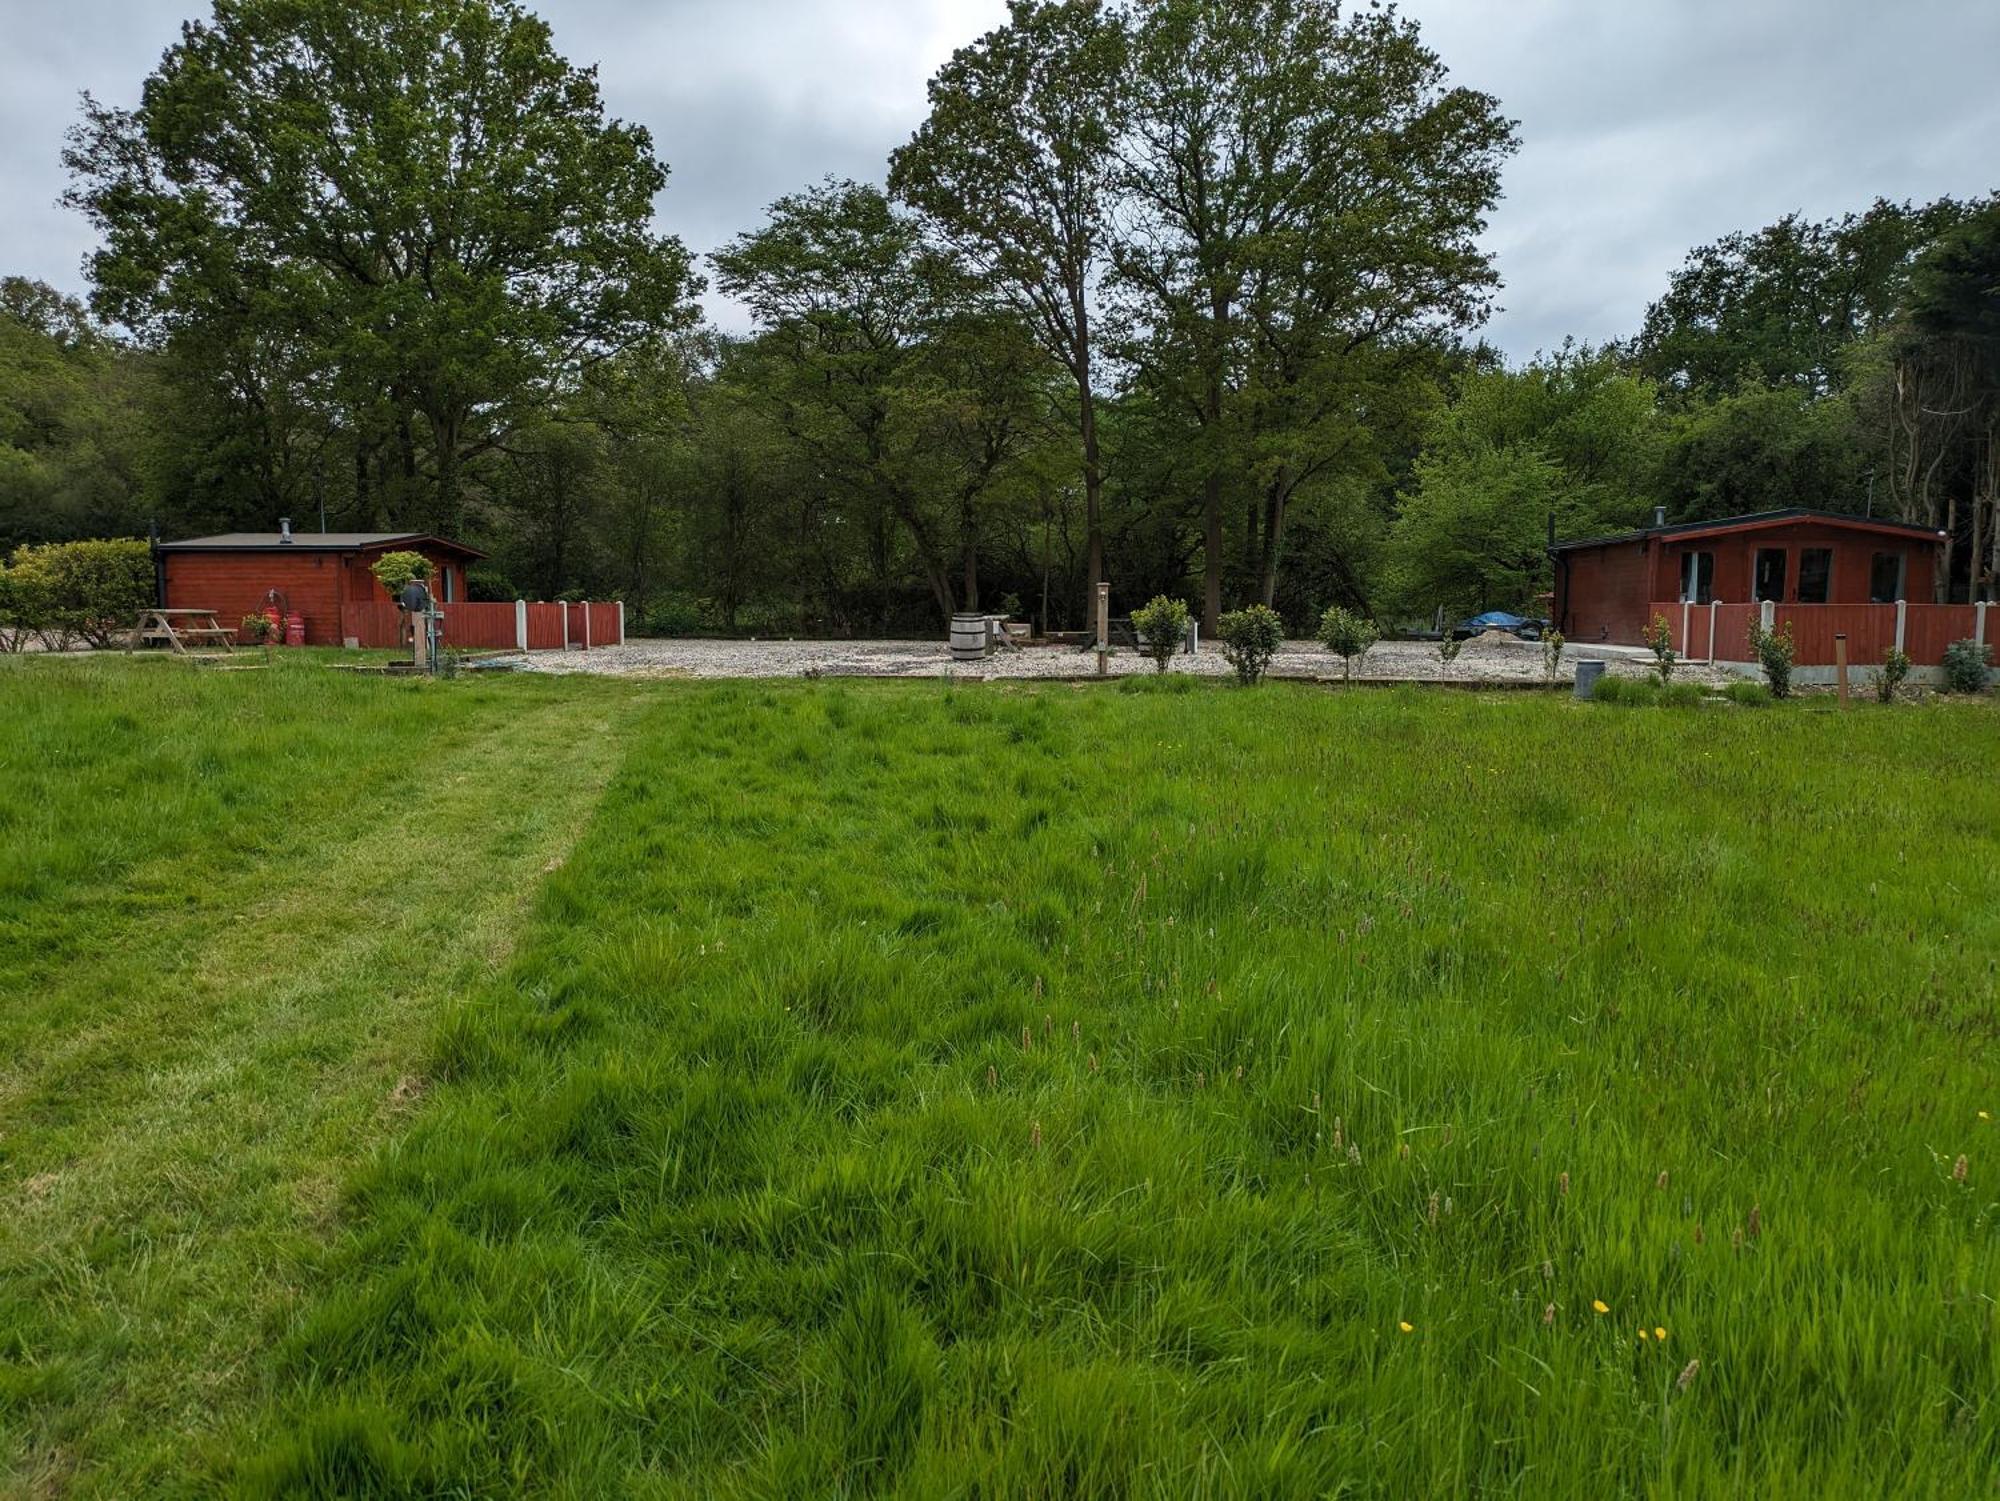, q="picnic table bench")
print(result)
[130,608,237,654]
